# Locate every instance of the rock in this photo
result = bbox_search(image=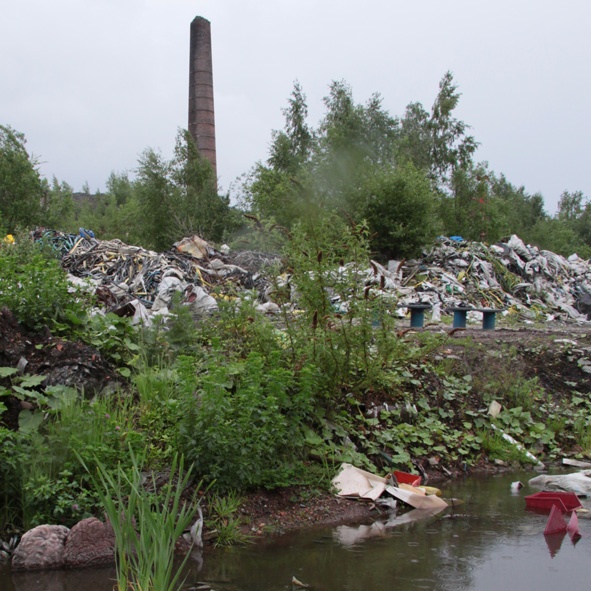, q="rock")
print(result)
[11,525,69,571]
[63,517,115,568]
